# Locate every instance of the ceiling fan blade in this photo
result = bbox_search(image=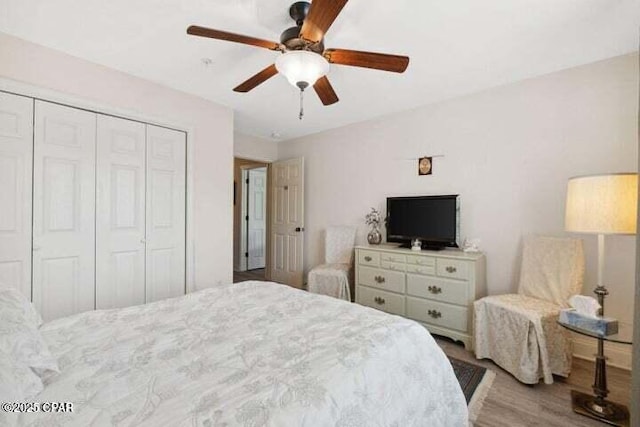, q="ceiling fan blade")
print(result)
[299,0,348,43]
[187,25,281,51]
[233,64,279,93]
[313,76,339,106]
[324,48,409,73]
